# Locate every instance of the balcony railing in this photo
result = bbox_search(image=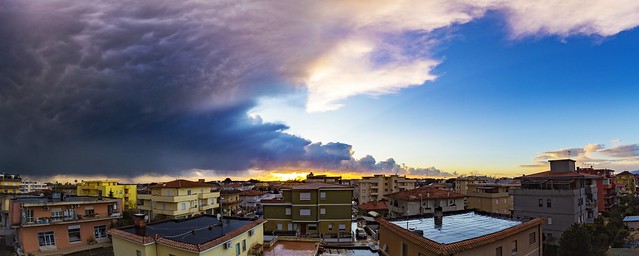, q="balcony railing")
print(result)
[21,212,121,226]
